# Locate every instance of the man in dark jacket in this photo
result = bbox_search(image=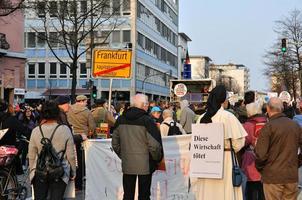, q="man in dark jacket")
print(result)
[111,94,163,200]
[255,97,302,200]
